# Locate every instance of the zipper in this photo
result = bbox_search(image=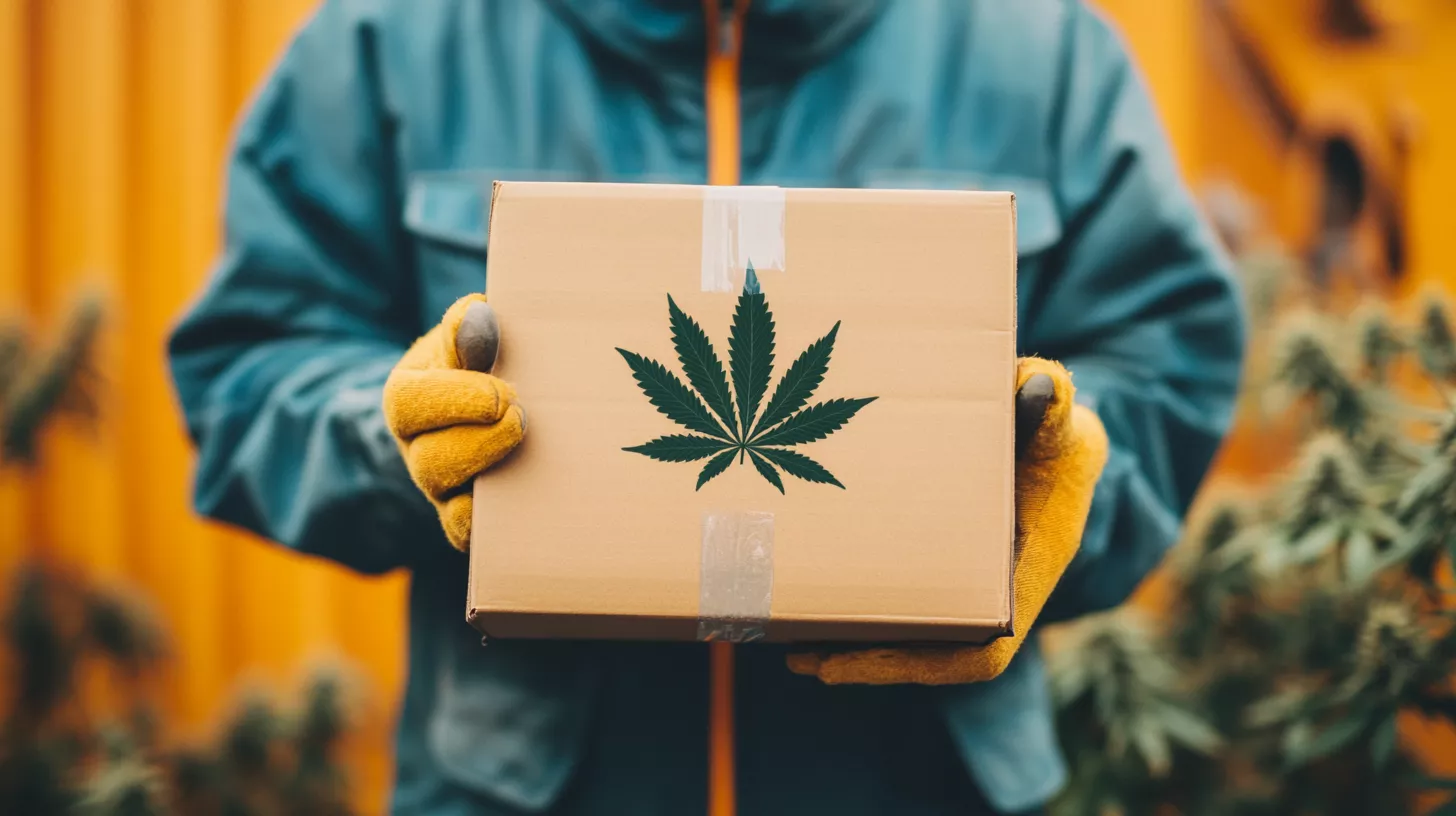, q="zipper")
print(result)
[703,5,748,814]
[705,0,745,189]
